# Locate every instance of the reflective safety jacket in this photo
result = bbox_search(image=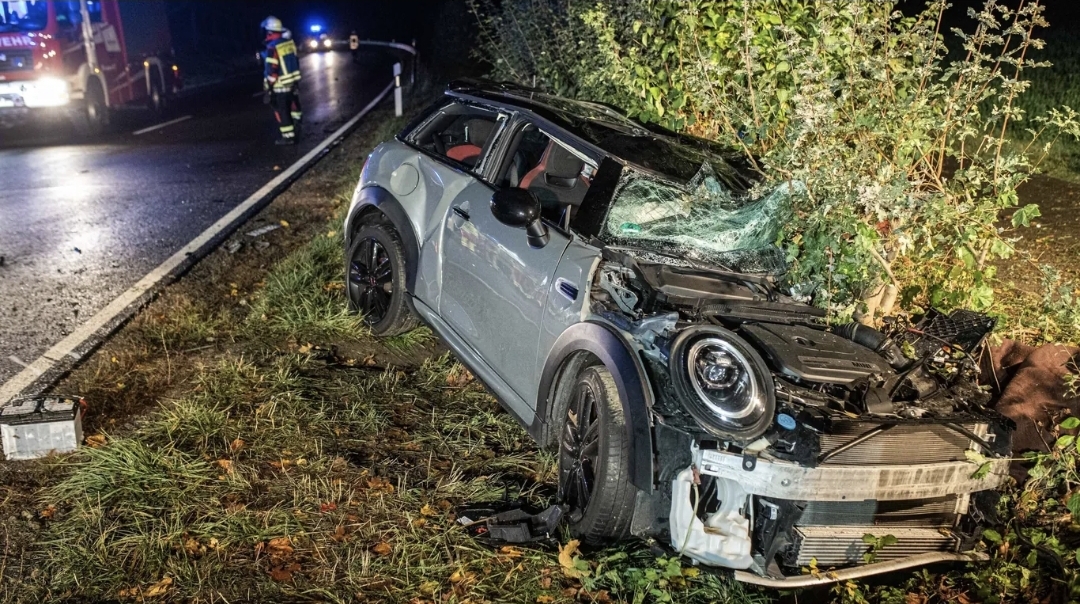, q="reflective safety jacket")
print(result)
[265,35,301,92]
